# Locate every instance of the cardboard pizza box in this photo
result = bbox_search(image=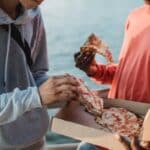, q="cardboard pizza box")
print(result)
[50,99,150,150]
[142,109,150,141]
